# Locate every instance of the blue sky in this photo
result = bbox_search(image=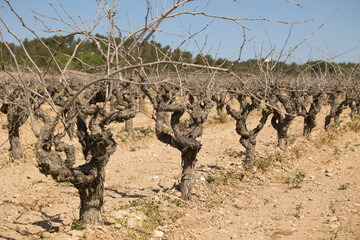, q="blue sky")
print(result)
[1,0,359,63]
